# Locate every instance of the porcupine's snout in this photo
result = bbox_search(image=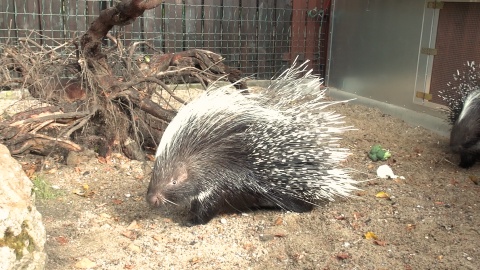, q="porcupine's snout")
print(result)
[146,188,164,207]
